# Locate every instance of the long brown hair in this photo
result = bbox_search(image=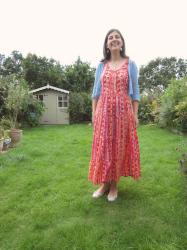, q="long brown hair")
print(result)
[101,29,128,63]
